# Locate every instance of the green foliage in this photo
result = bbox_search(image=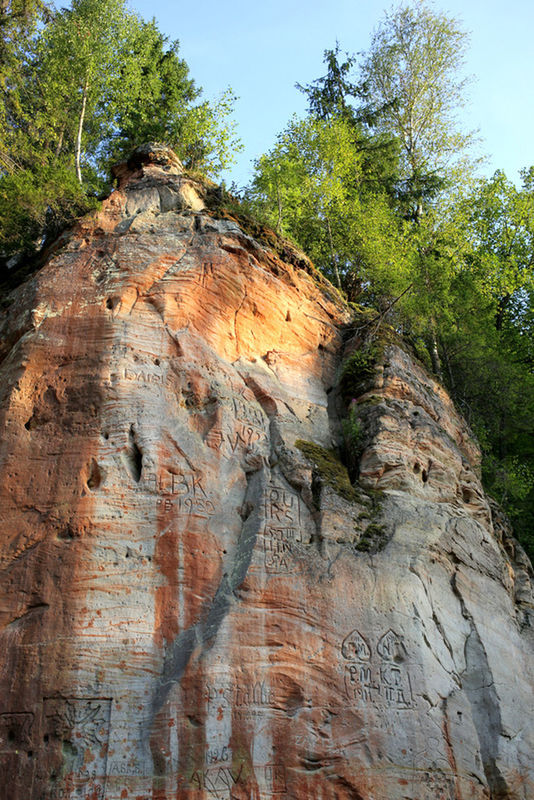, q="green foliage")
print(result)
[103,21,241,176]
[342,404,362,450]
[0,162,97,255]
[467,170,534,320]
[246,114,411,294]
[297,43,401,195]
[339,346,379,402]
[0,0,51,172]
[359,0,477,220]
[355,523,389,553]
[0,0,241,266]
